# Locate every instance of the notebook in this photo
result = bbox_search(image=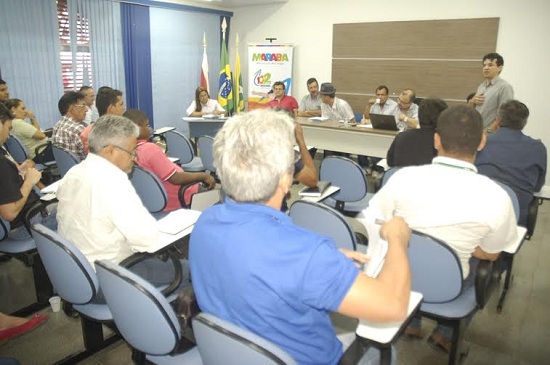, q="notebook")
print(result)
[357,208,388,278]
[156,209,201,235]
[299,181,332,197]
[369,113,398,131]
